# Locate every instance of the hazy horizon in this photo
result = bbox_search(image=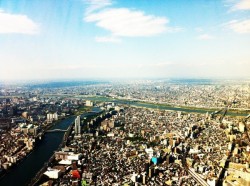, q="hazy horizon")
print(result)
[1,0,250,80]
[1,77,250,85]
